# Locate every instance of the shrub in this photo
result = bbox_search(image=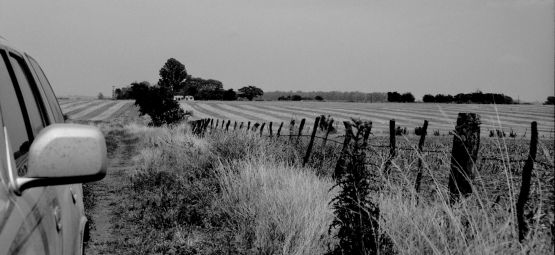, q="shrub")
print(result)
[395,126,407,136]
[490,129,506,138]
[415,126,426,136]
[328,121,382,255]
[292,95,303,101]
[134,85,186,126]
[509,129,517,138]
